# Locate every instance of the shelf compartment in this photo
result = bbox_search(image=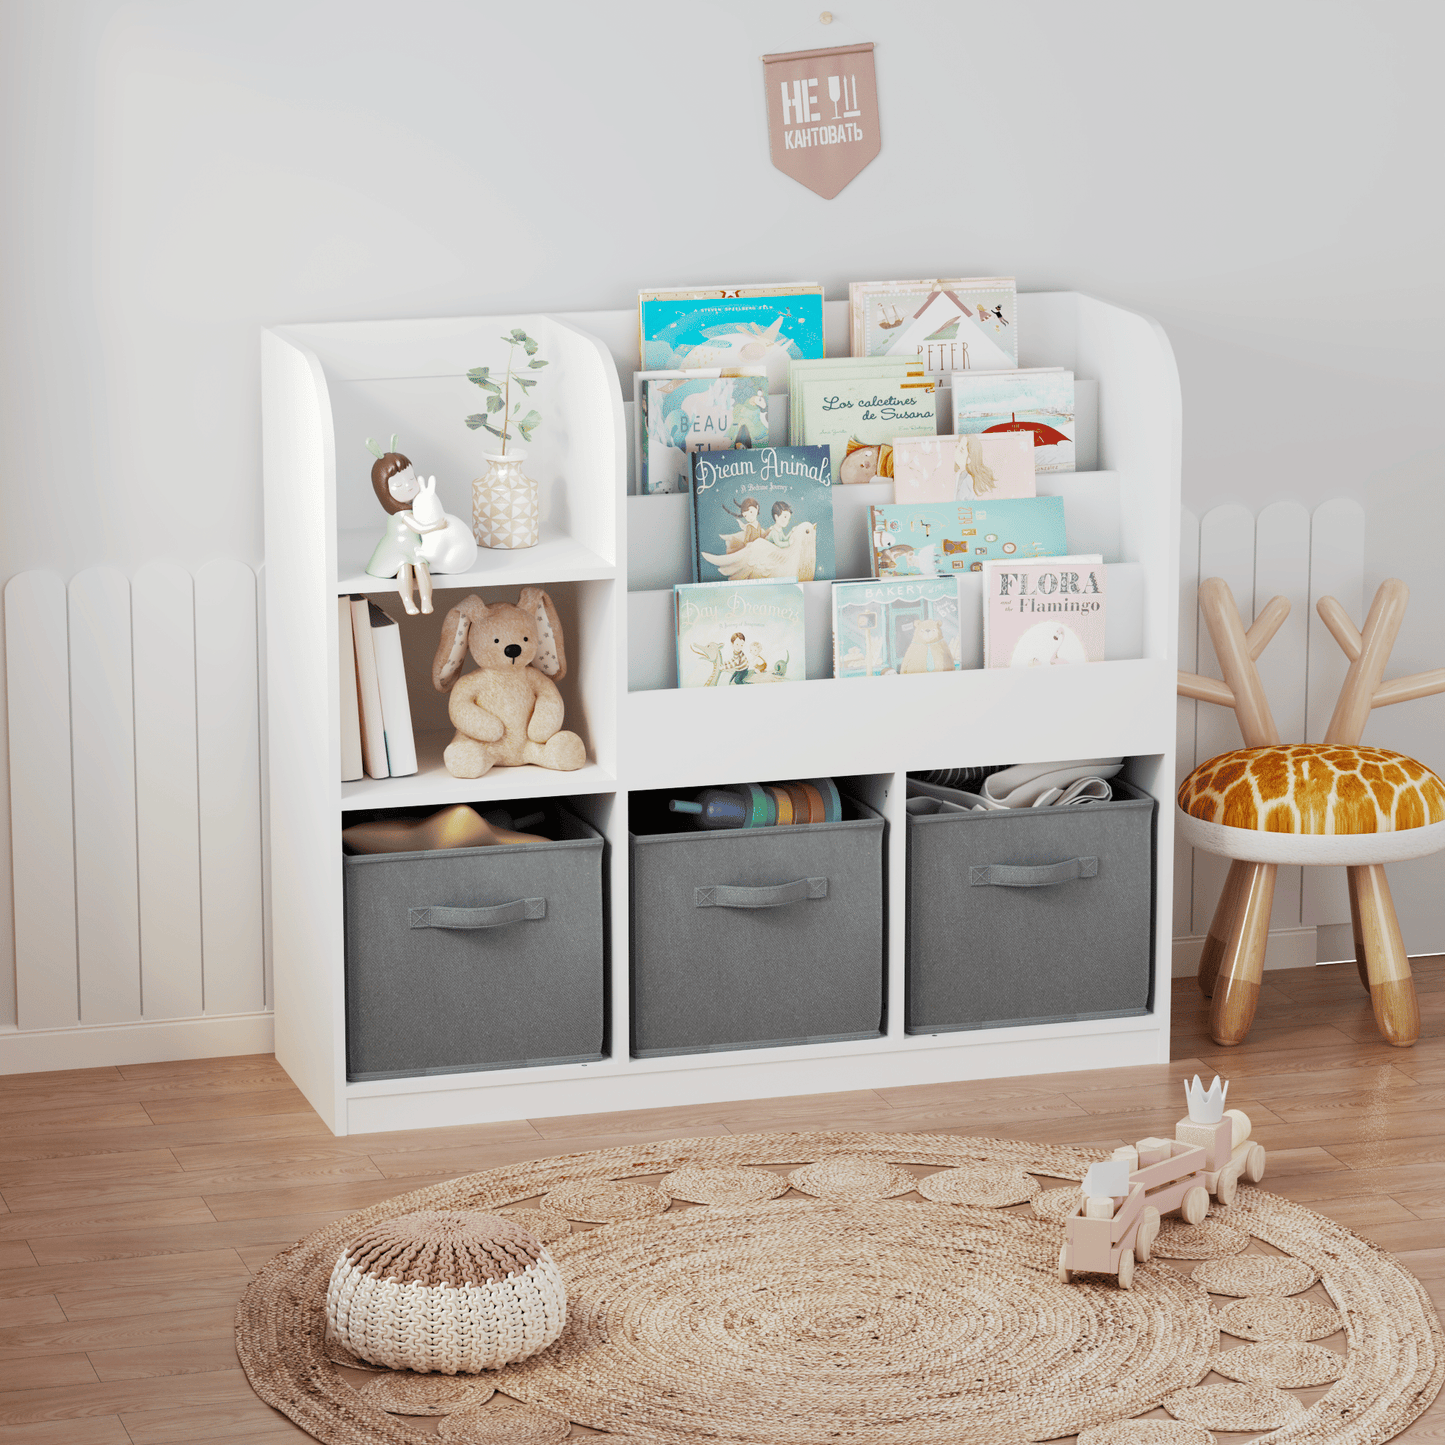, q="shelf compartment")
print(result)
[338,526,615,595]
[620,658,1176,791]
[628,563,1147,691]
[343,730,617,811]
